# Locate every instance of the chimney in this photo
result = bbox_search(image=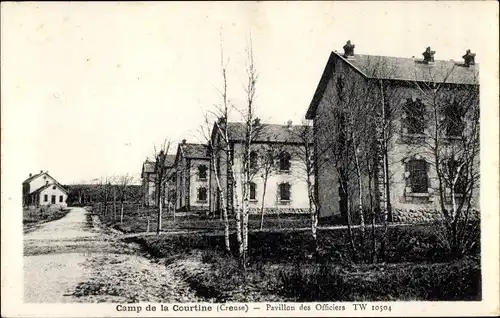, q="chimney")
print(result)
[182,139,186,145]
[422,46,435,64]
[462,49,476,67]
[40,170,43,174]
[286,120,293,128]
[29,173,32,177]
[343,40,355,58]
